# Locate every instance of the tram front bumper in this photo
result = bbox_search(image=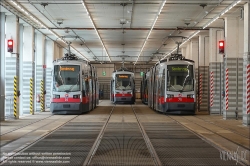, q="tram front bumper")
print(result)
[163,102,196,114]
[50,102,83,114]
[115,96,133,102]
